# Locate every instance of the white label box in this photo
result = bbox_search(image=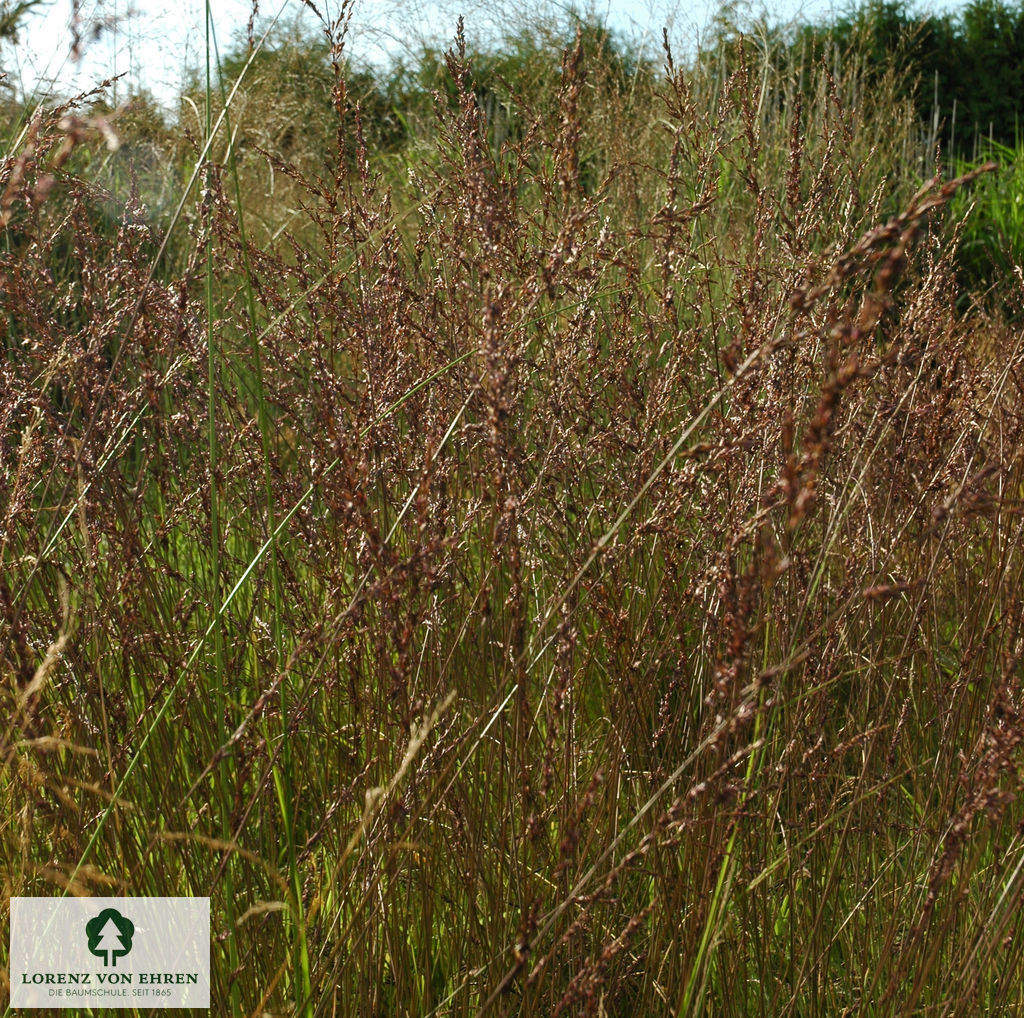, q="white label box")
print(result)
[9,897,210,1009]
